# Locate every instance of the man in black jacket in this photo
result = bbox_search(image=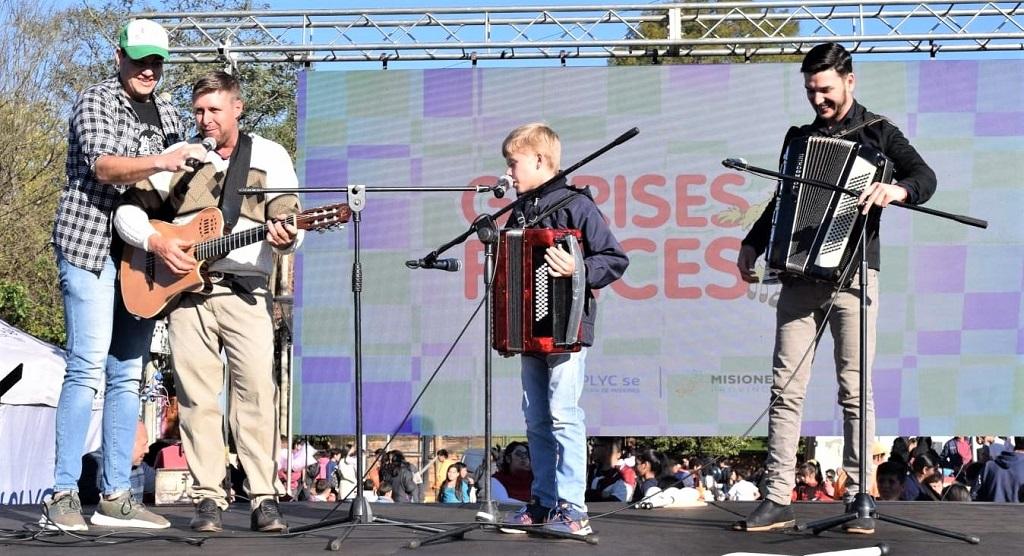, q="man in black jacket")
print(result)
[974,437,1024,502]
[733,43,936,535]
